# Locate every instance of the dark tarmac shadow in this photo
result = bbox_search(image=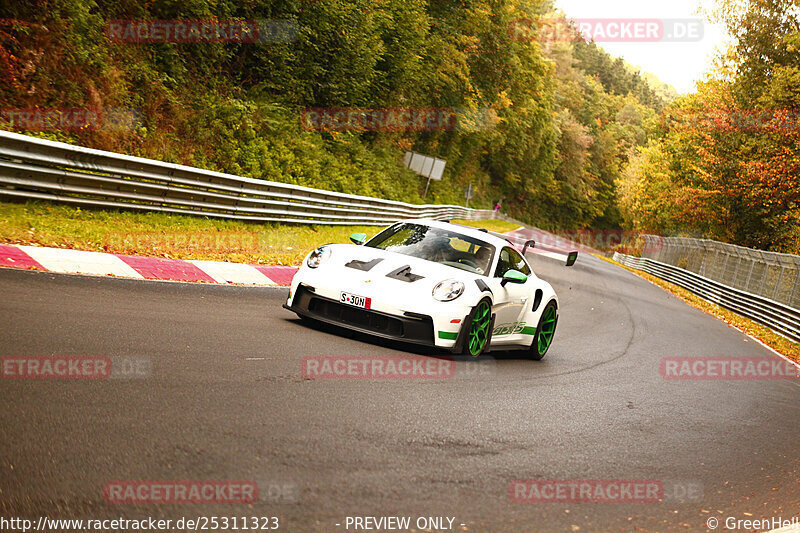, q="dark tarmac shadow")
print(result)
[284,316,536,362]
